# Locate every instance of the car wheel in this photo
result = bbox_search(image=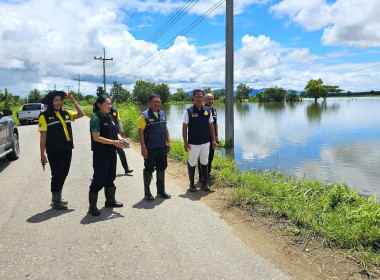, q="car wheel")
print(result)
[6,132,20,161]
